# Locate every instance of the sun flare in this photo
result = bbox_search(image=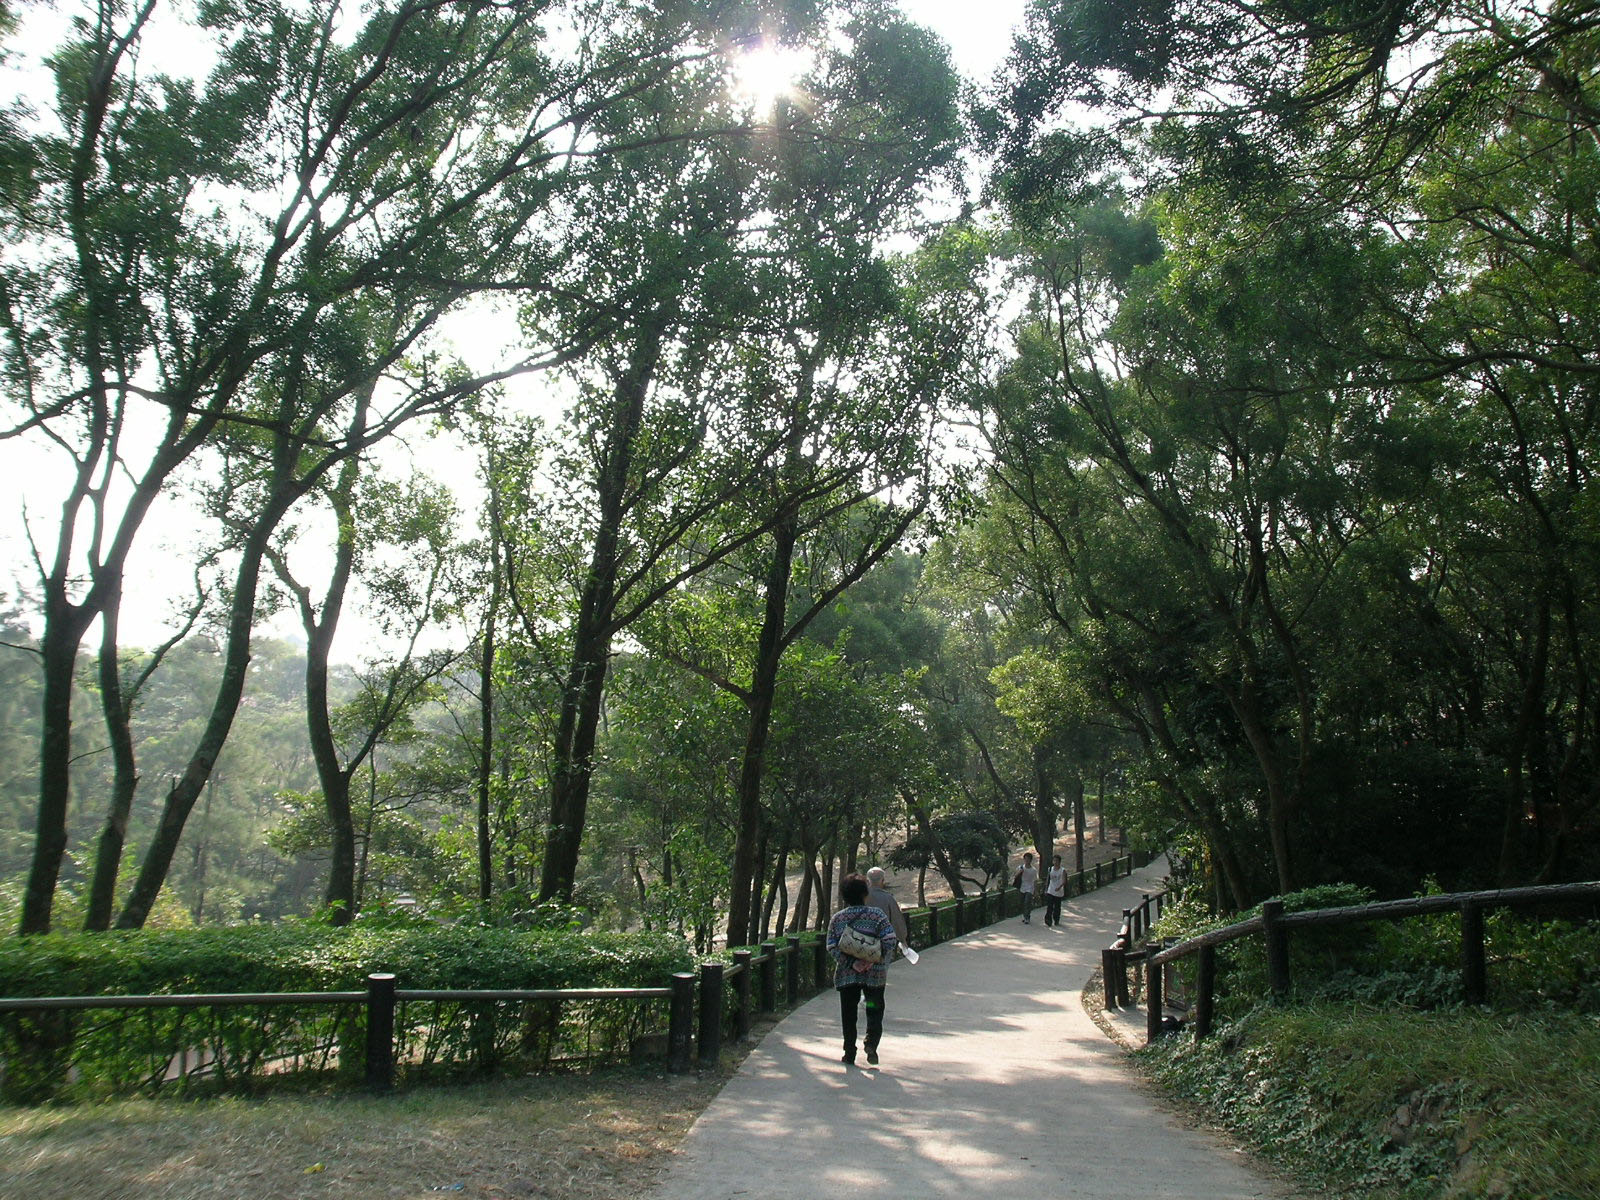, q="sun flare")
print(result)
[730,41,812,114]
